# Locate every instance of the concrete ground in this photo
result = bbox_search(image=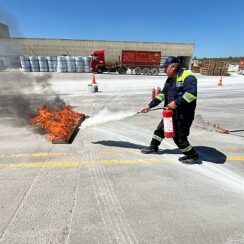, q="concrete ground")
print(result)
[0,71,244,244]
